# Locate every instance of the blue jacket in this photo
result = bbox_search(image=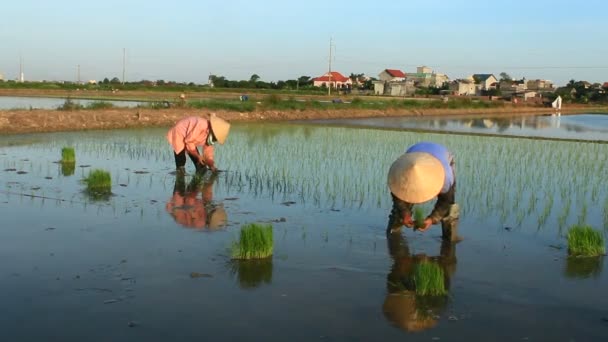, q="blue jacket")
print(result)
[406,141,455,194]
